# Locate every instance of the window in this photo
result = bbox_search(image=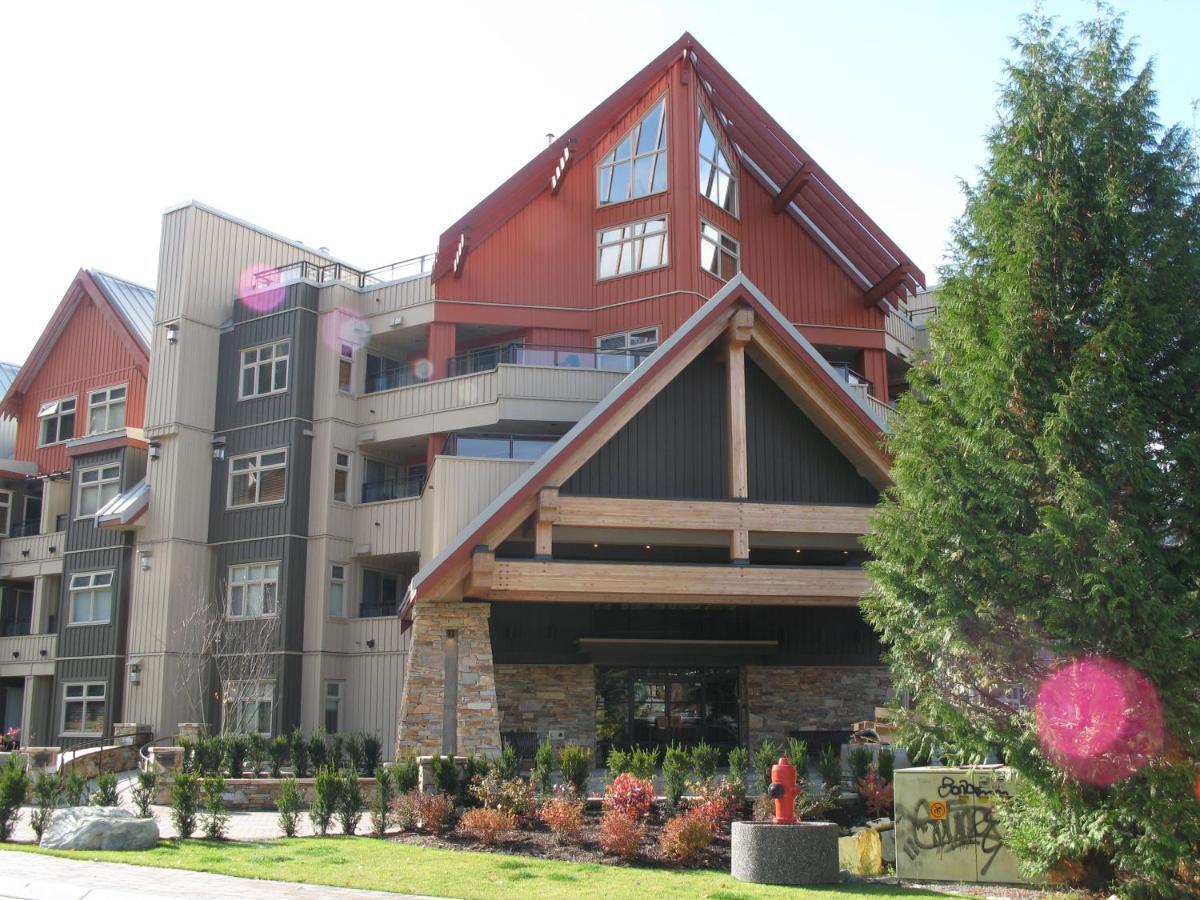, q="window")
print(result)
[77,464,121,519]
[239,340,290,399]
[87,386,127,435]
[228,449,287,507]
[62,682,107,735]
[224,680,274,736]
[698,110,738,215]
[227,562,280,618]
[329,563,346,618]
[68,571,114,624]
[338,343,354,393]
[597,217,669,280]
[324,681,343,734]
[597,328,658,372]
[38,397,76,446]
[0,490,8,537]
[598,96,668,205]
[700,221,740,281]
[360,569,400,618]
[333,451,351,503]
